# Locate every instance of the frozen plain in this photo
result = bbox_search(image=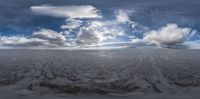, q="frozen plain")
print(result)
[0,48,200,99]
